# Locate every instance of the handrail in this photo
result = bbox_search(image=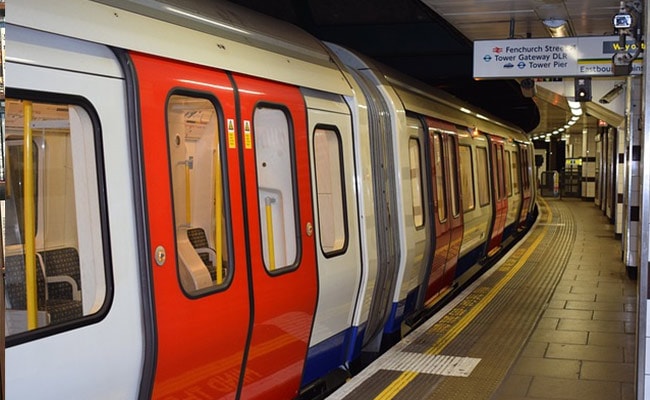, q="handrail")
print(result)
[185,156,193,225]
[265,197,276,271]
[23,100,37,330]
[214,144,223,285]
